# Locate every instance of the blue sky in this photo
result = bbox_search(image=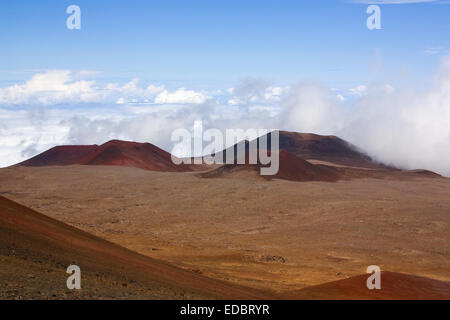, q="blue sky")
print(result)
[1,0,450,176]
[1,0,449,88]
